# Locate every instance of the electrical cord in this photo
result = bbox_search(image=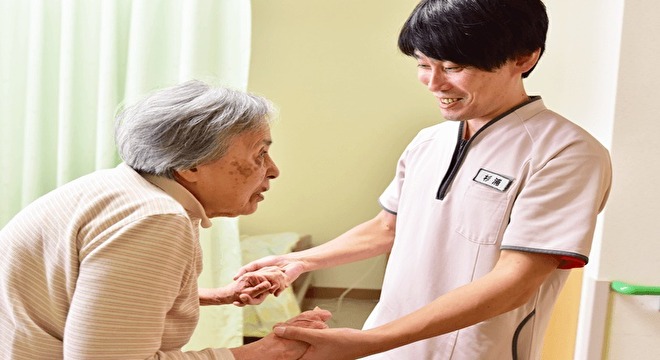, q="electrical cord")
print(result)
[310,258,382,327]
